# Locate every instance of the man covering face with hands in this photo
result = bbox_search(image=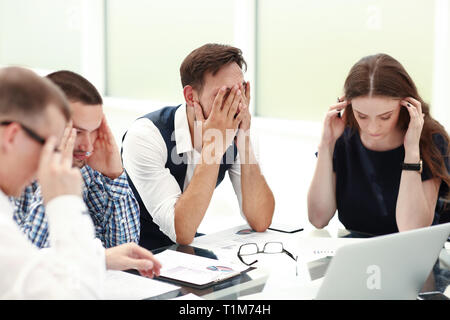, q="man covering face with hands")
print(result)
[122,43,275,249]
